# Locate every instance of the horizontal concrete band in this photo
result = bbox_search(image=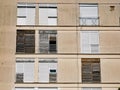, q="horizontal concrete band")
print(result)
[16,26,120,31]
[15,83,120,88]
